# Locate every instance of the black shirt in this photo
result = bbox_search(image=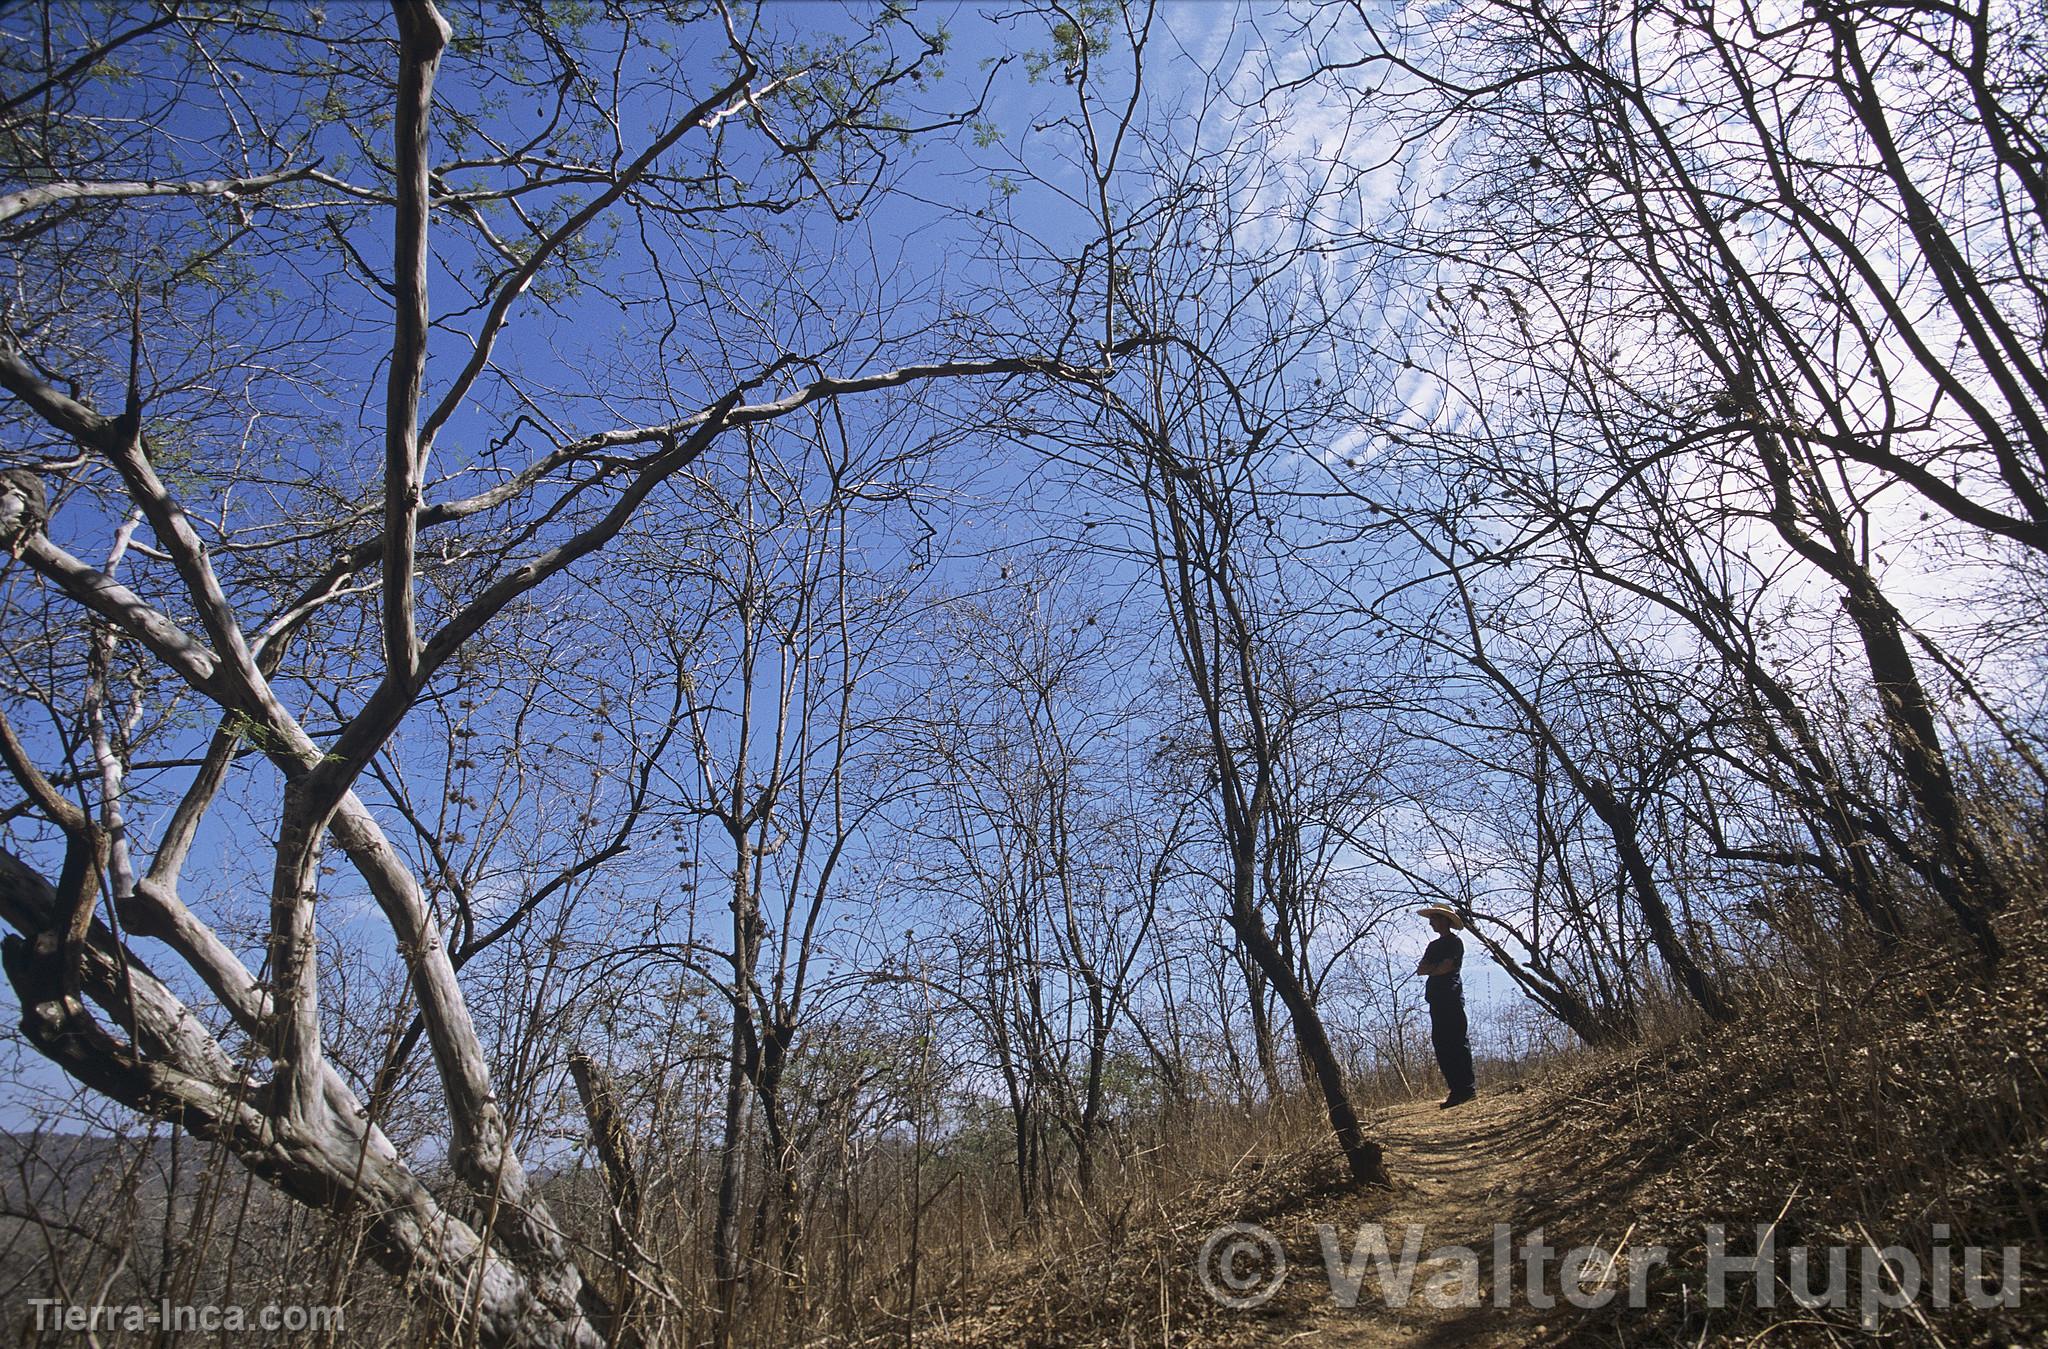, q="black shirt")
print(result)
[1424,932,1464,1005]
